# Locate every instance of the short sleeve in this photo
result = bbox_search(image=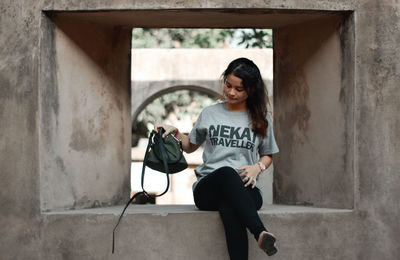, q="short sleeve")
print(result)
[188,110,207,145]
[258,114,279,155]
